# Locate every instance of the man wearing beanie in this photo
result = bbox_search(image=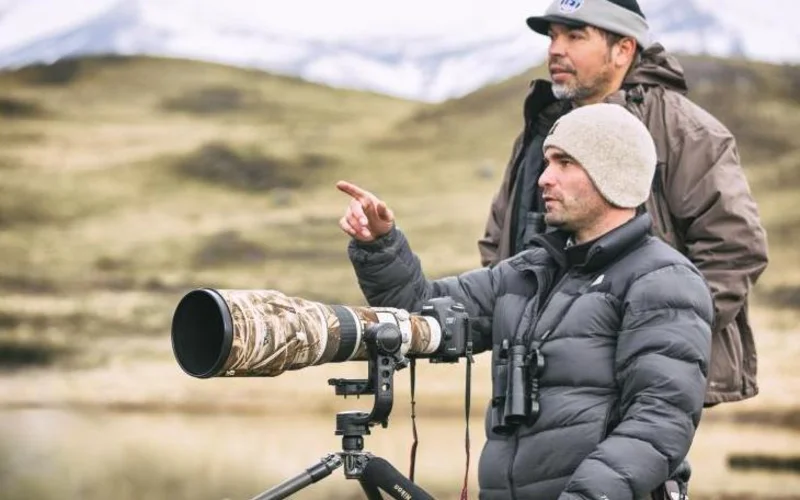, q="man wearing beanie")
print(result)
[336,102,713,499]
[478,0,768,410]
